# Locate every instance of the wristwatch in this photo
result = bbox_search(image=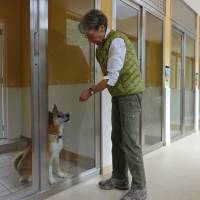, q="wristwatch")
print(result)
[89,87,95,95]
